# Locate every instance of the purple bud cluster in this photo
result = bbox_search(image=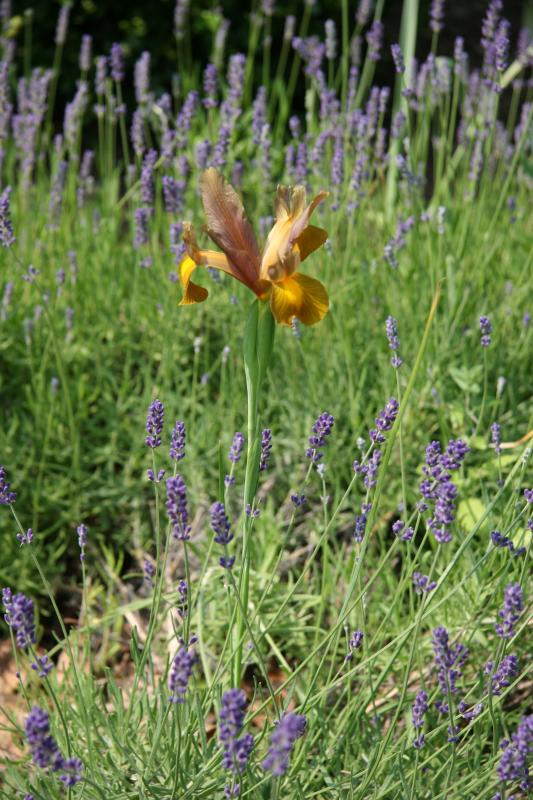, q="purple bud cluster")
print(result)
[170,420,186,461]
[432,626,468,713]
[496,714,533,793]
[0,465,16,504]
[306,412,334,464]
[412,572,437,594]
[0,186,15,247]
[411,690,428,748]
[345,630,364,660]
[392,520,414,541]
[369,398,399,443]
[490,530,525,557]
[219,689,254,792]
[166,475,191,540]
[145,399,164,448]
[229,432,245,464]
[259,428,272,471]
[25,706,83,786]
[419,439,469,543]
[479,315,492,347]
[77,523,88,562]
[263,712,306,776]
[495,583,523,640]
[210,501,234,569]
[2,587,36,648]
[168,646,196,703]
[485,654,519,696]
